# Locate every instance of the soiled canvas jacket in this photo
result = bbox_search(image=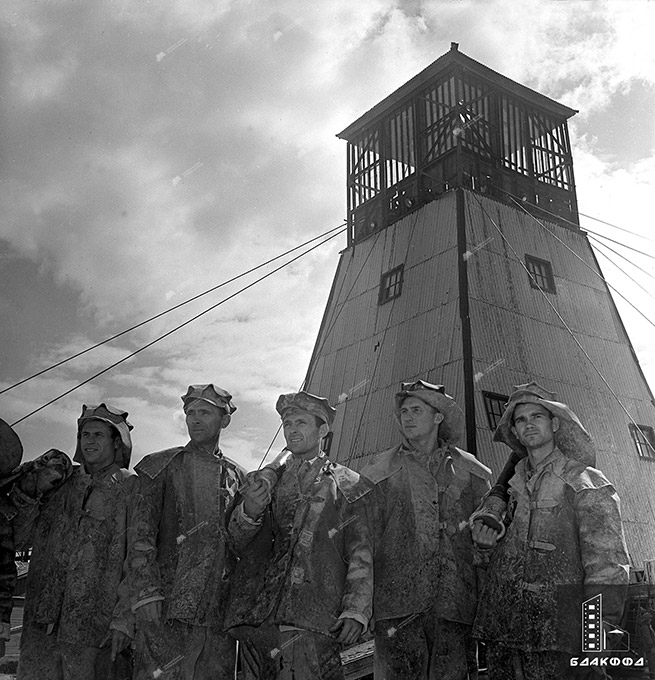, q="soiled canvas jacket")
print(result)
[226,454,374,634]
[12,464,136,646]
[362,443,491,624]
[130,443,245,626]
[0,497,16,626]
[473,447,629,653]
